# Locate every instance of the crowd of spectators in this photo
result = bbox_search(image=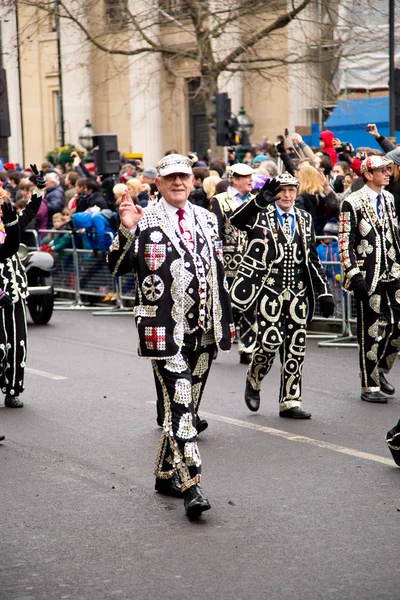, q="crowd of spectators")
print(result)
[2,122,398,287]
